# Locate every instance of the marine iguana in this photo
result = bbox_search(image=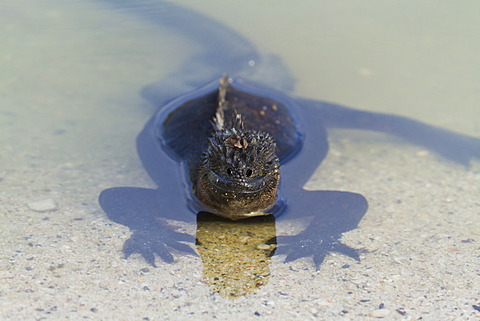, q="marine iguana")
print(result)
[98,1,480,268]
